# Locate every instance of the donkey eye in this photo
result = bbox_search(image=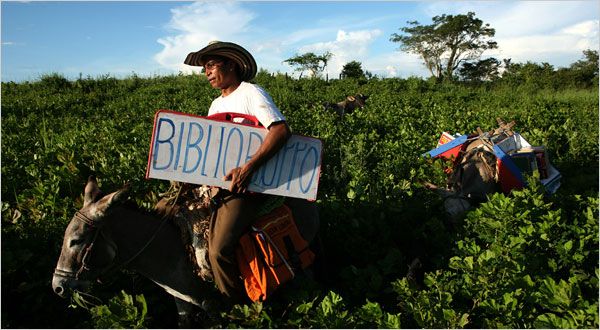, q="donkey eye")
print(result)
[69,238,84,247]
